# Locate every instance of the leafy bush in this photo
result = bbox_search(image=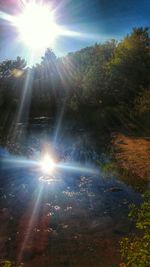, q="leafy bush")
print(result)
[2,261,24,267]
[134,87,150,115]
[120,191,150,267]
